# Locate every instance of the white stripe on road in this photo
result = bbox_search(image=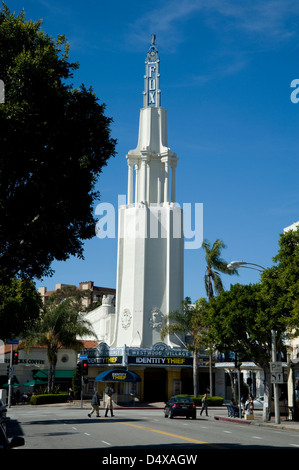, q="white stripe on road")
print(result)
[102,440,112,446]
